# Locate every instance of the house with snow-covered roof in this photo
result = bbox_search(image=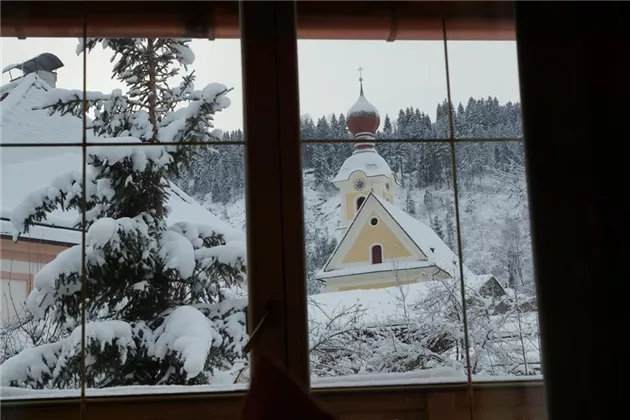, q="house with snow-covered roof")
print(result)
[315,77,502,296]
[0,54,244,325]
